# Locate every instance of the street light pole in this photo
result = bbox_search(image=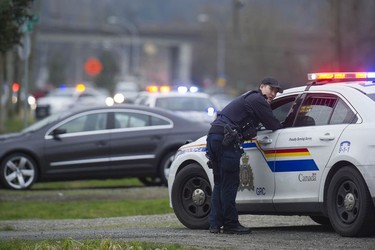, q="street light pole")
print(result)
[198,14,226,85]
[107,16,140,77]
